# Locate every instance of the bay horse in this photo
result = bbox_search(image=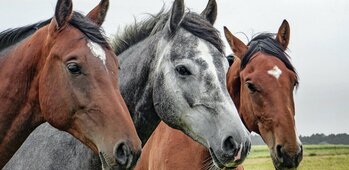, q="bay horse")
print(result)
[135,20,303,170]
[0,0,141,169]
[4,0,251,169]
